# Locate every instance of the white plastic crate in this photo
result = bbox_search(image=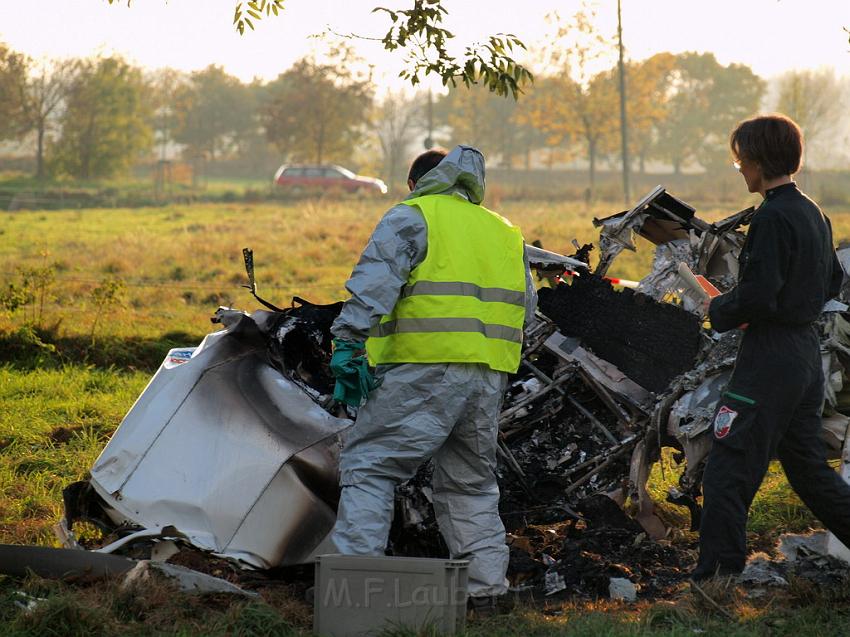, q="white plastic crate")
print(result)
[313,554,469,636]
